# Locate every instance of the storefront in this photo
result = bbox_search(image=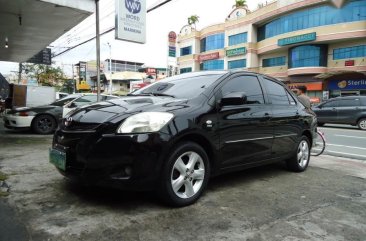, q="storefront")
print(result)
[287,82,323,103]
[327,79,366,98]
